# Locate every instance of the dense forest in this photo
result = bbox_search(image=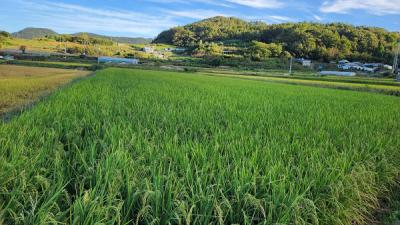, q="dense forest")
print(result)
[154,16,400,63]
